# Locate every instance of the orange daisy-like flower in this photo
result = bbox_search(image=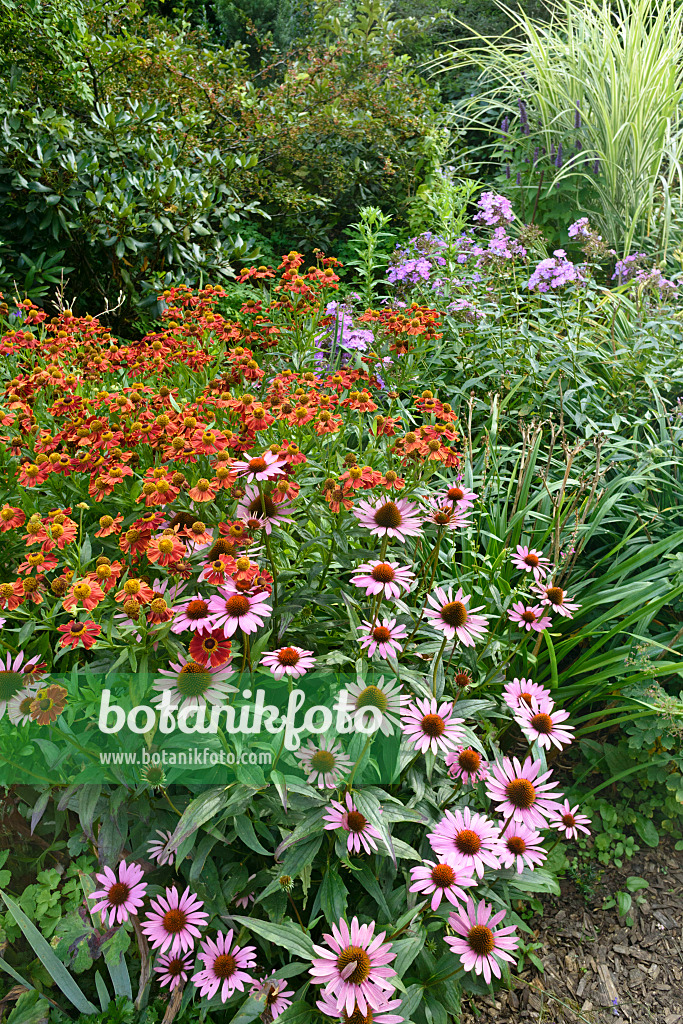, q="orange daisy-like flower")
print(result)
[324,482,355,513]
[102,464,134,486]
[95,514,124,537]
[39,517,79,552]
[0,580,24,610]
[119,526,152,557]
[20,575,46,605]
[17,551,58,575]
[0,505,26,532]
[146,535,187,567]
[87,560,124,593]
[115,578,156,605]
[63,578,106,613]
[147,595,174,625]
[188,478,217,502]
[30,684,68,725]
